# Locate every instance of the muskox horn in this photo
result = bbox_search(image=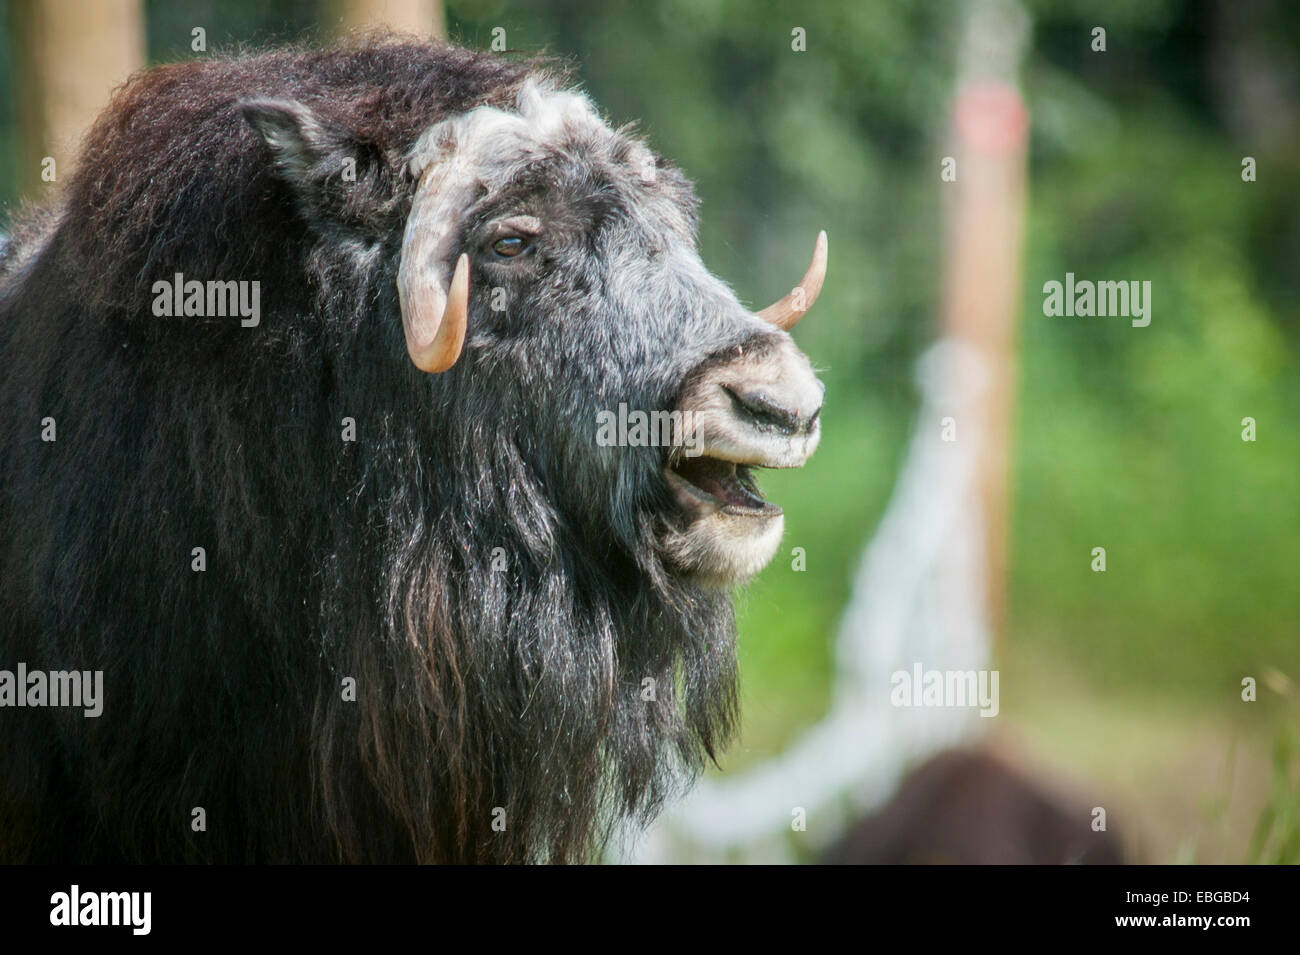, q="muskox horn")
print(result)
[397,164,473,373]
[400,252,469,374]
[757,230,828,330]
